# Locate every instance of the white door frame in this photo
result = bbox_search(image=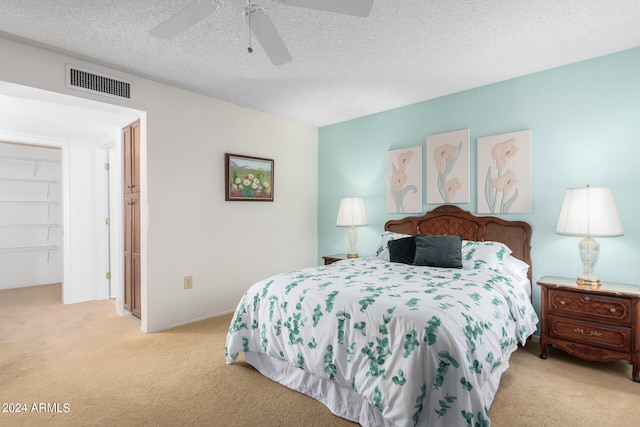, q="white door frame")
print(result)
[97,132,125,313]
